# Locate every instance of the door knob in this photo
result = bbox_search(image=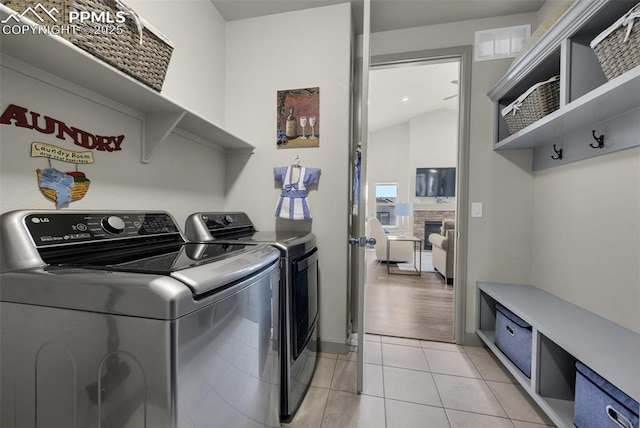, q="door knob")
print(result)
[348,237,376,247]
